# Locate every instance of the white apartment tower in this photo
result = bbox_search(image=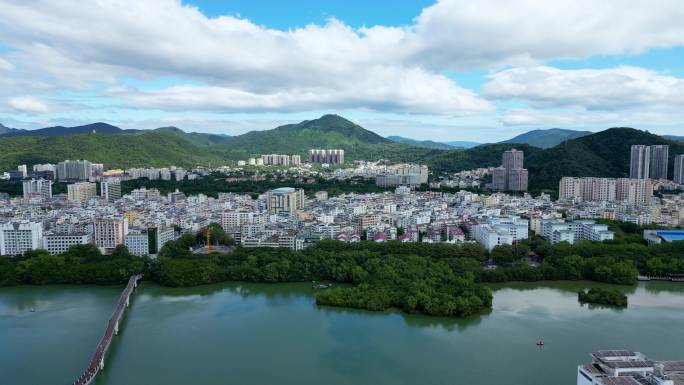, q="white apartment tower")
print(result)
[0,221,43,256]
[57,159,92,181]
[22,178,53,201]
[101,180,122,203]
